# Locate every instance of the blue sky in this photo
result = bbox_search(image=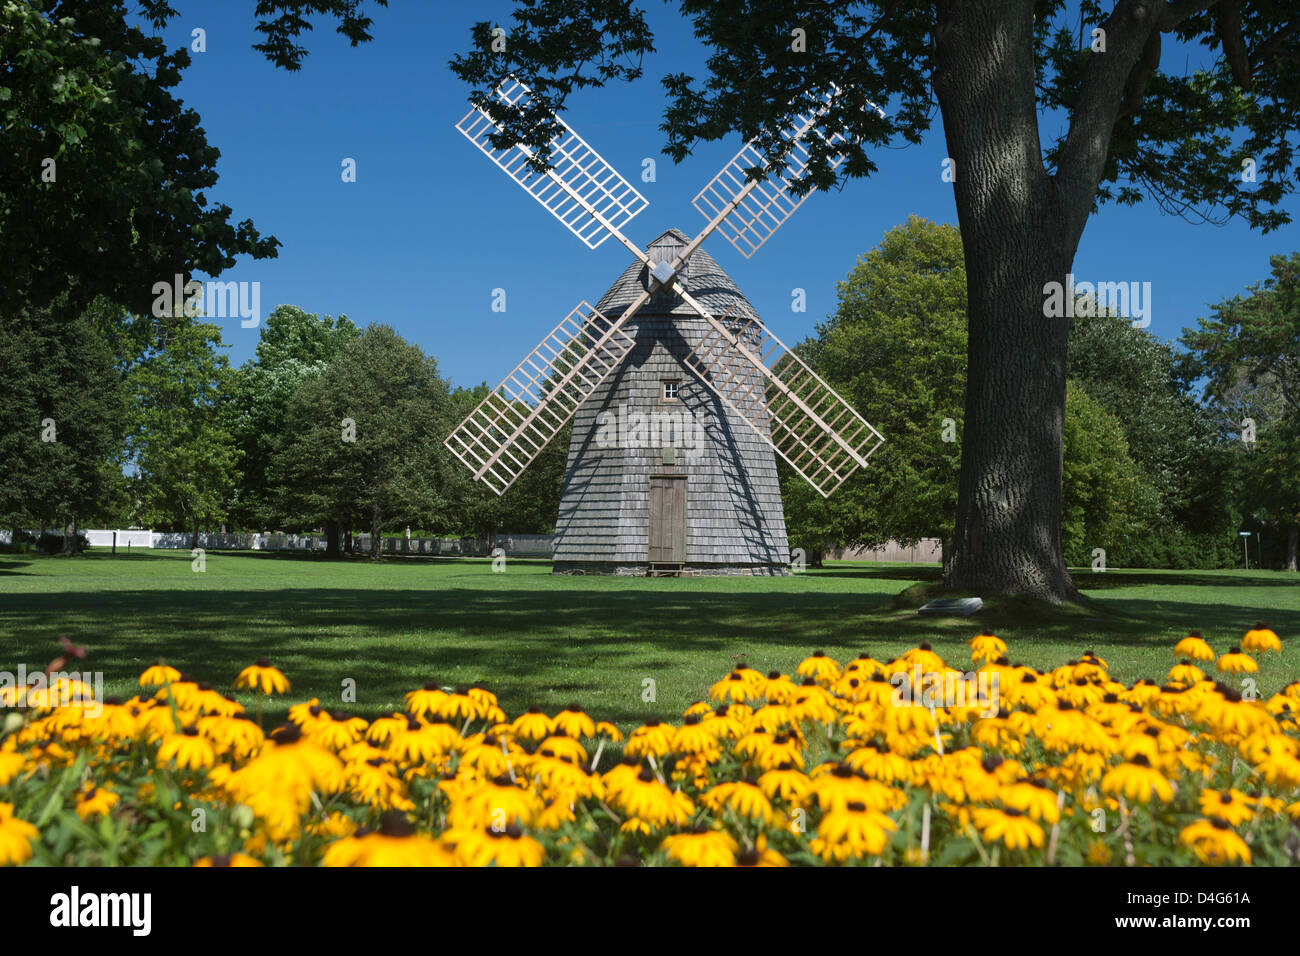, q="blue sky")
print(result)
[163,2,1296,389]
